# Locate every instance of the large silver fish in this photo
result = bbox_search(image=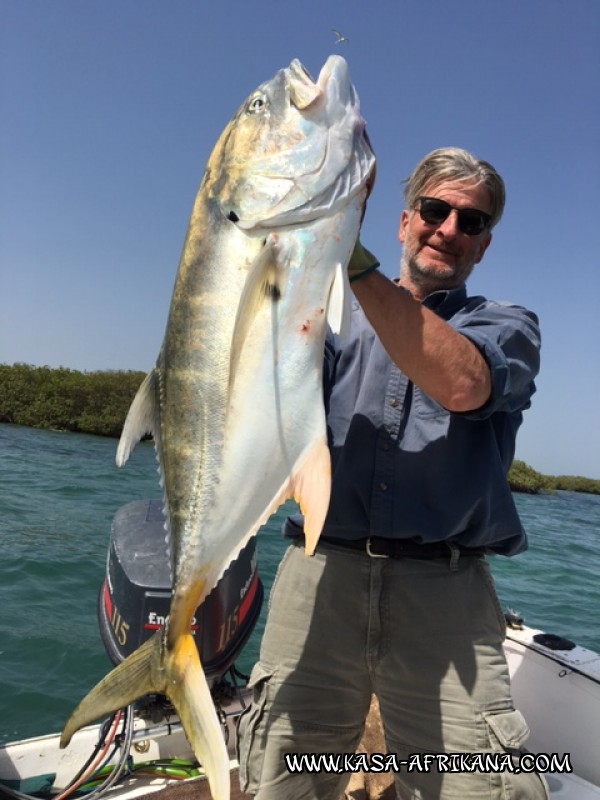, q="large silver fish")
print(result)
[60,55,375,799]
